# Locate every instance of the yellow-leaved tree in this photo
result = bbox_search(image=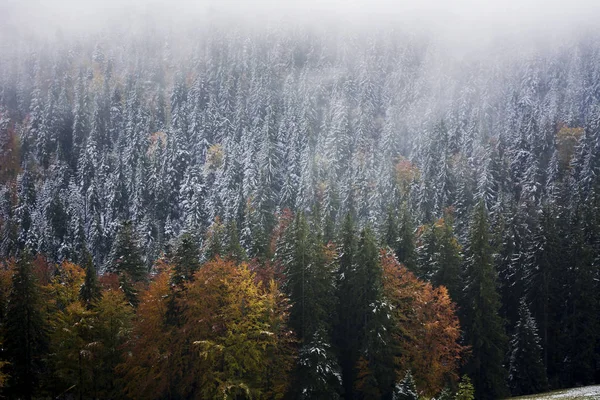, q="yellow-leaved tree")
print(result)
[181,258,295,400]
